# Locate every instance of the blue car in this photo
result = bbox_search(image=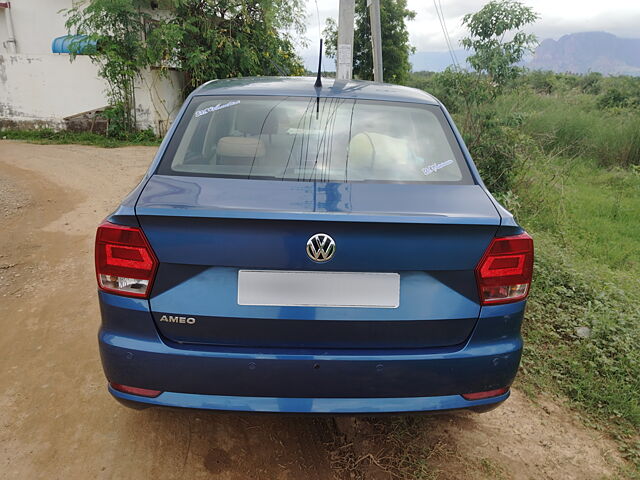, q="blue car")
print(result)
[95,77,533,413]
